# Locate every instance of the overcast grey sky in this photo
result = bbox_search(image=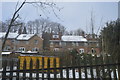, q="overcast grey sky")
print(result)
[1,2,118,34]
